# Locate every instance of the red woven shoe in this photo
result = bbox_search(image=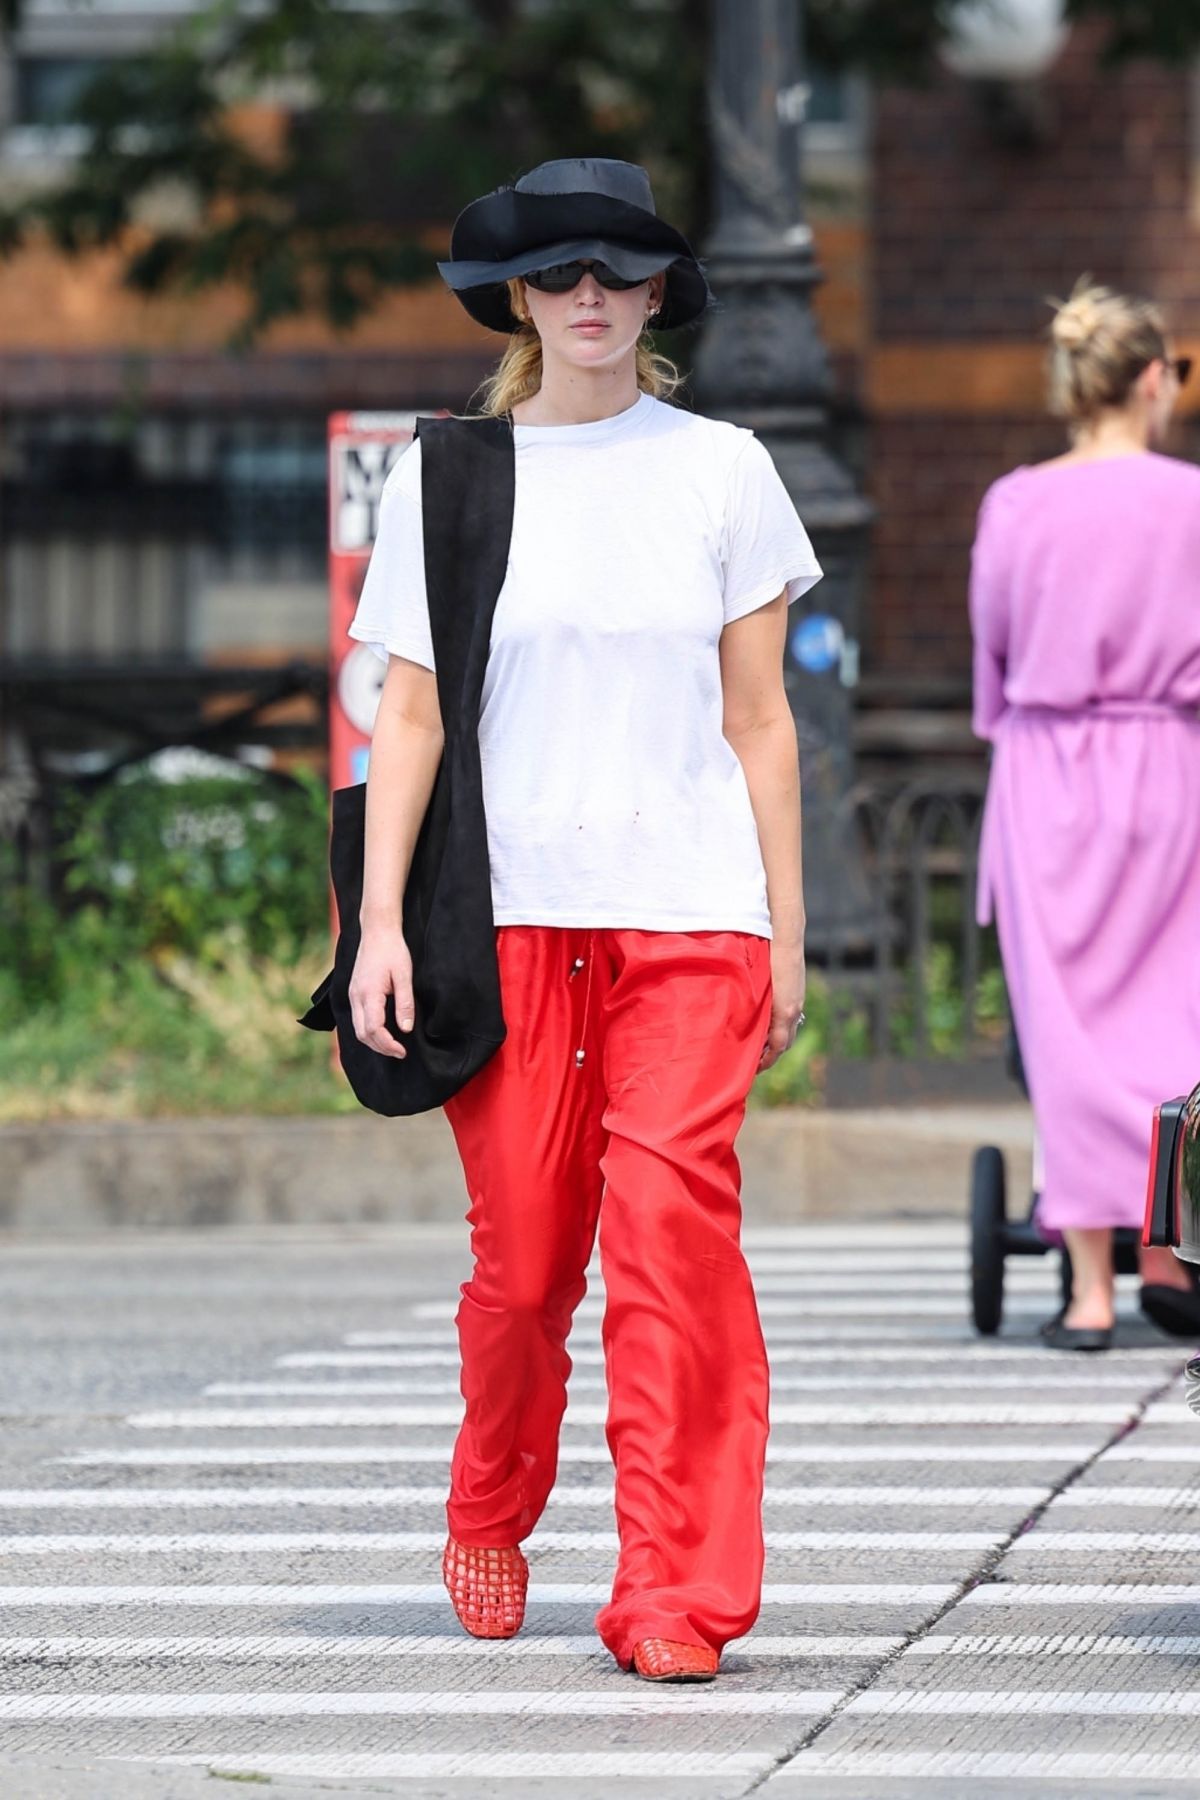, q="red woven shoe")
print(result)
[442,1536,529,1639]
[632,1638,720,1682]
